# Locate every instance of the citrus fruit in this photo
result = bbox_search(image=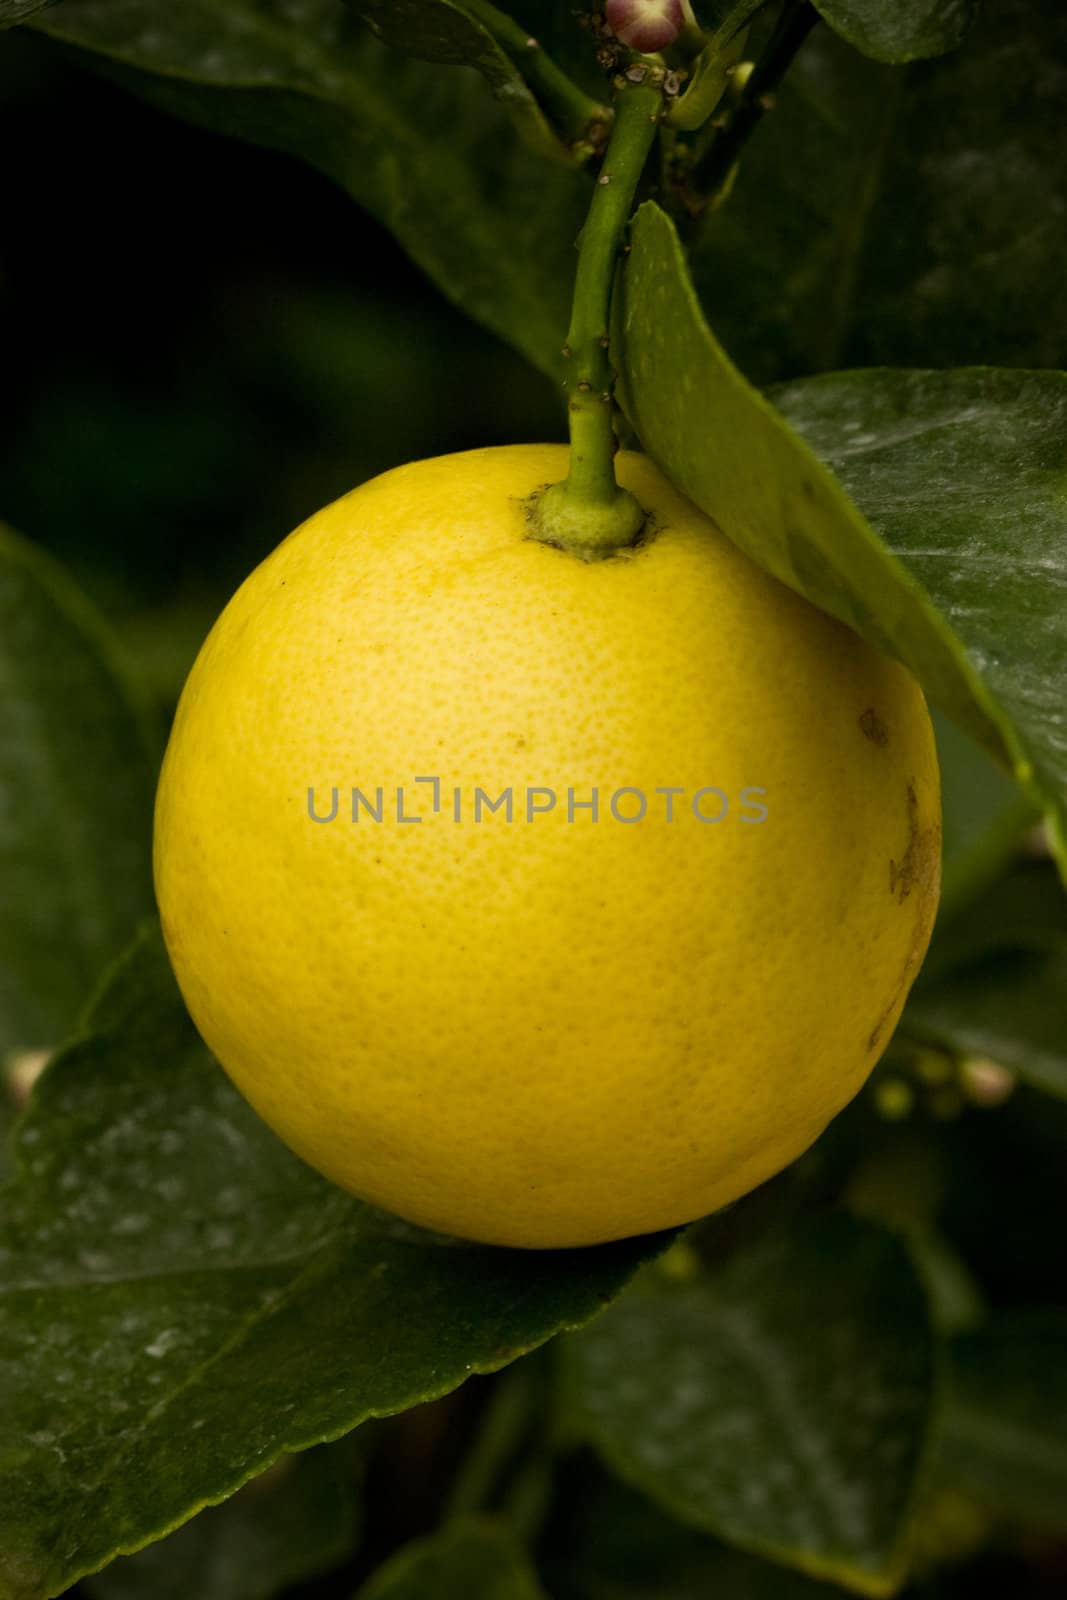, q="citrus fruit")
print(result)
[154,444,940,1248]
